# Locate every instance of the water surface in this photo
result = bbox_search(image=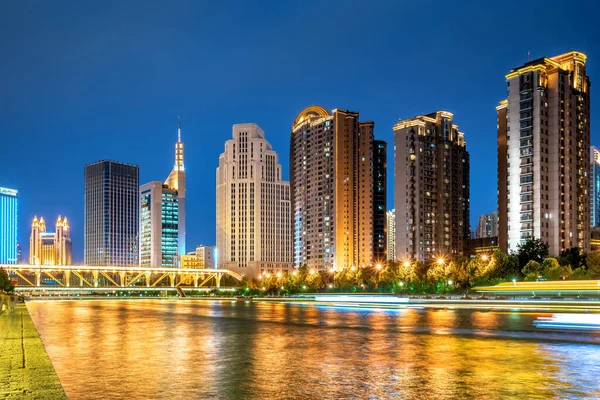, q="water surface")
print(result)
[27,299,600,399]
